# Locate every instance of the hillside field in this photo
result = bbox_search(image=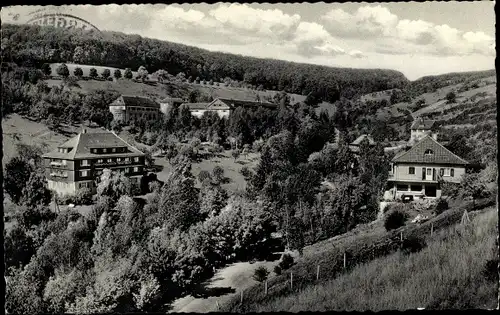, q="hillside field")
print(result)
[47,62,337,115]
[221,199,497,312]
[2,114,257,194]
[49,63,138,78]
